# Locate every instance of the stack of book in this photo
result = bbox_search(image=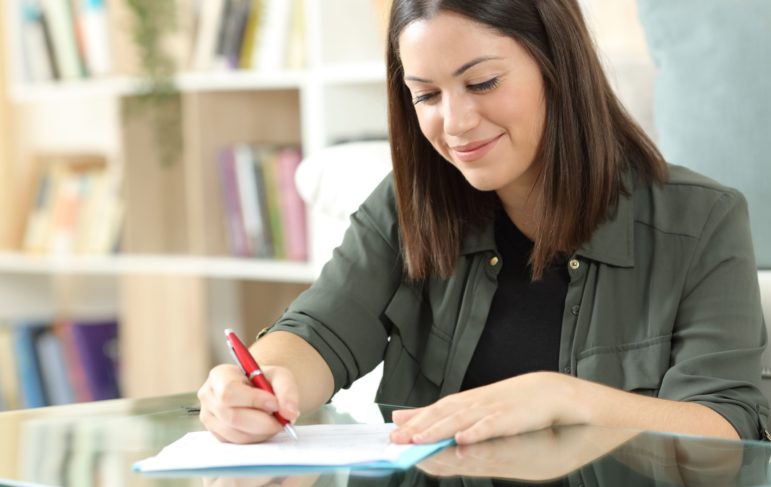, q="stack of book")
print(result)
[216,144,307,261]
[0,319,120,410]
[22,154,123,256]
[19,0,111,82]
[191,0,305,72]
